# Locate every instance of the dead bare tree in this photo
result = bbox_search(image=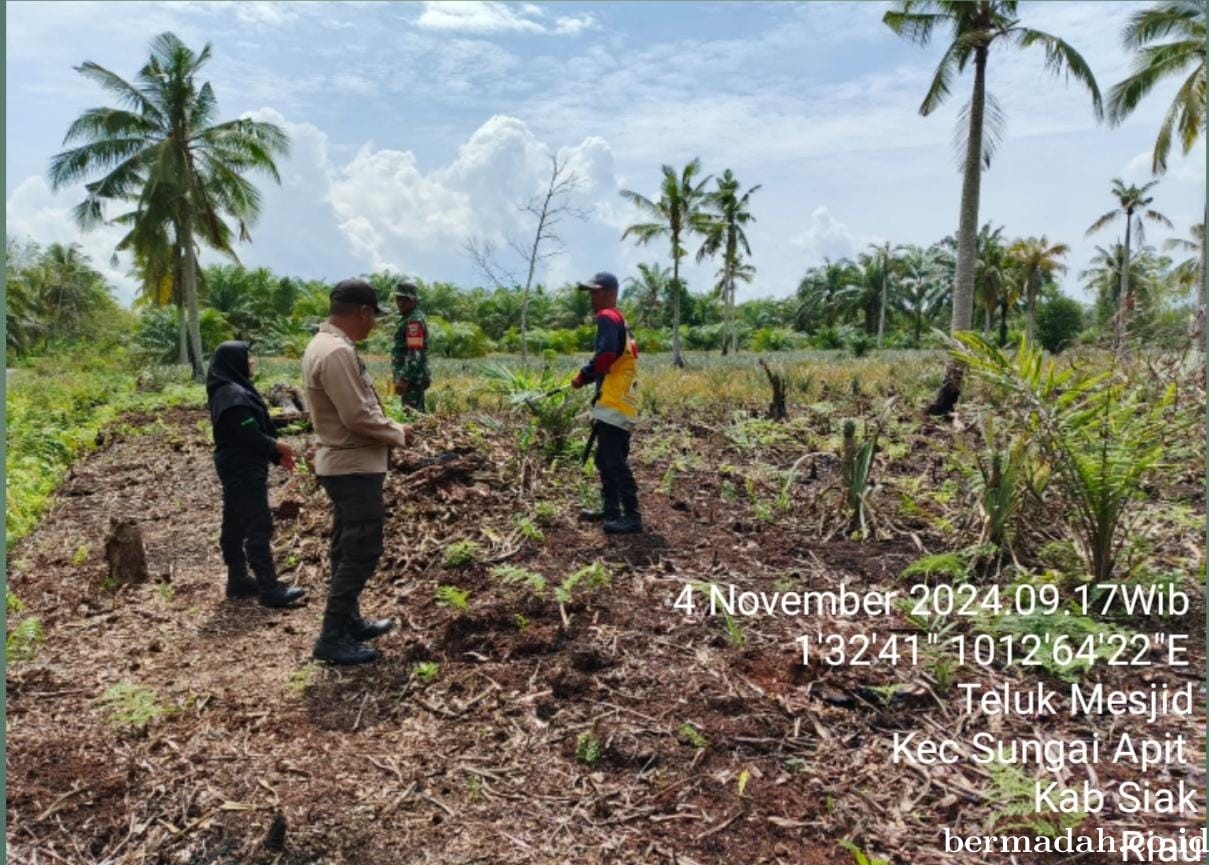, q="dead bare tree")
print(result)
[464,154,589,361]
